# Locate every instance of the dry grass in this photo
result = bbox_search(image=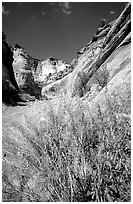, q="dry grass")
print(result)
[2,95,131,202]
